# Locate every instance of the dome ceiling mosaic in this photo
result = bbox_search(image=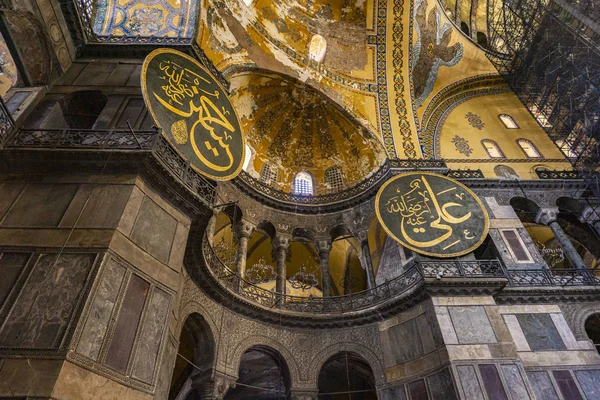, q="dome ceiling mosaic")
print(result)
[229,71,388,194]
